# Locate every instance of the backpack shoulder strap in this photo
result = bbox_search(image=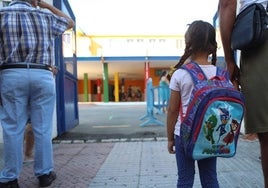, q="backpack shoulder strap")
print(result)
[180,61,208,85]
[181,61,230,83]
[215,67,230,81]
